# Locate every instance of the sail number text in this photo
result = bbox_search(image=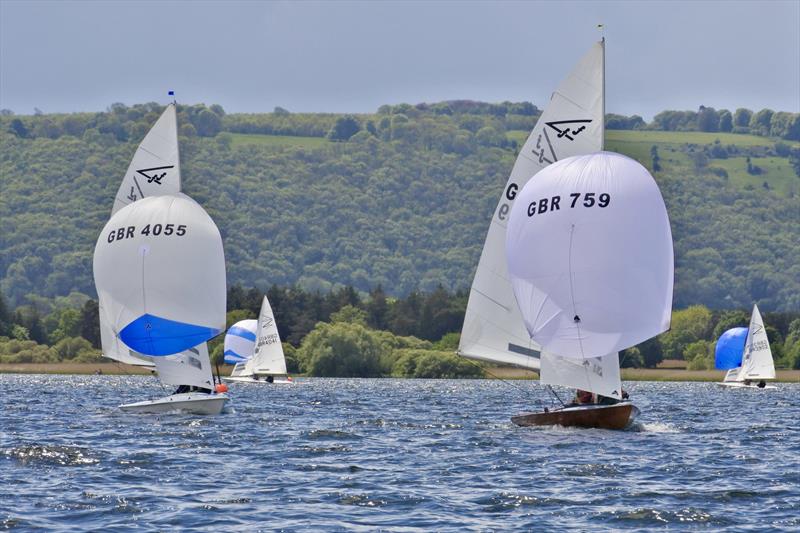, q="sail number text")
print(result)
[107,224,187,243]
[497,183,518,221]
[527,192,610,216]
